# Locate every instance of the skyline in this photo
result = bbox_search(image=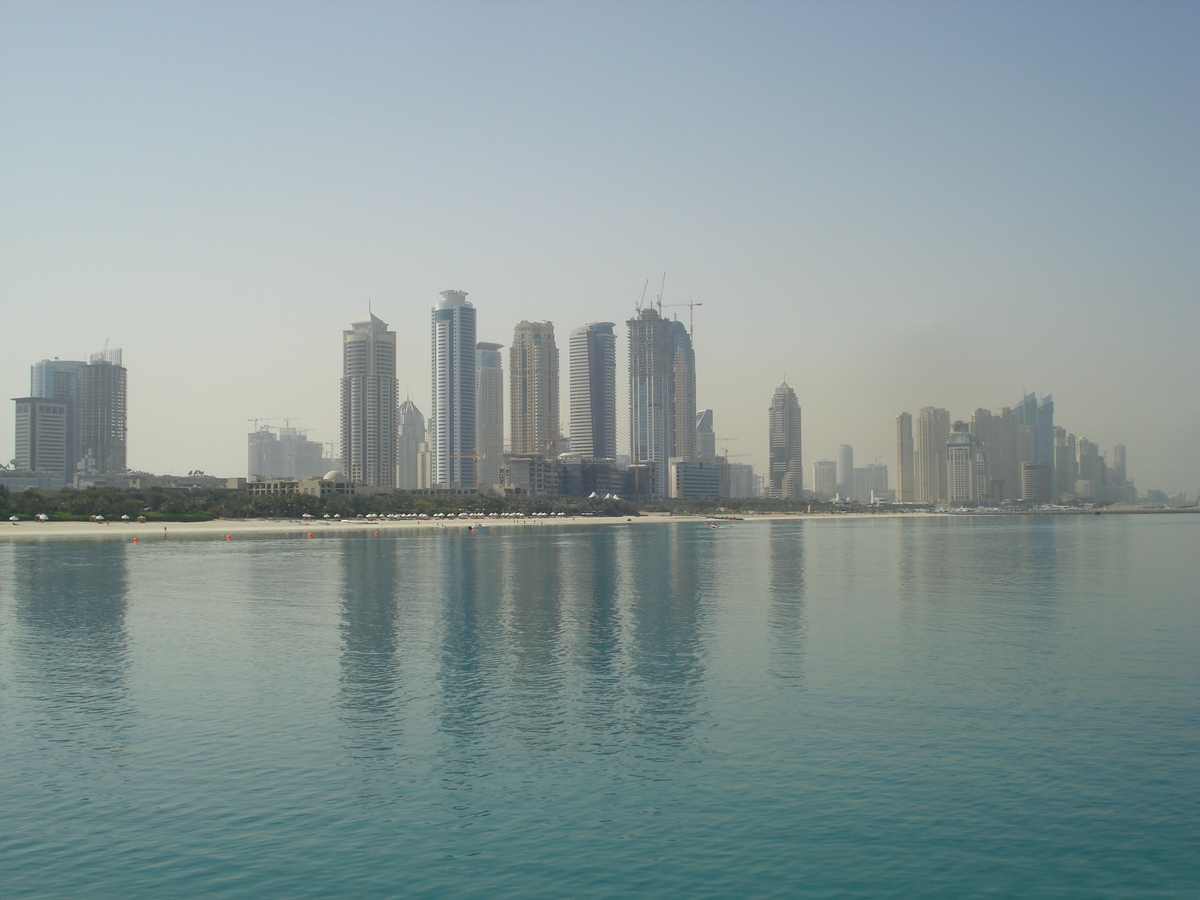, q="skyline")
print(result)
[2,2,1197,491]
